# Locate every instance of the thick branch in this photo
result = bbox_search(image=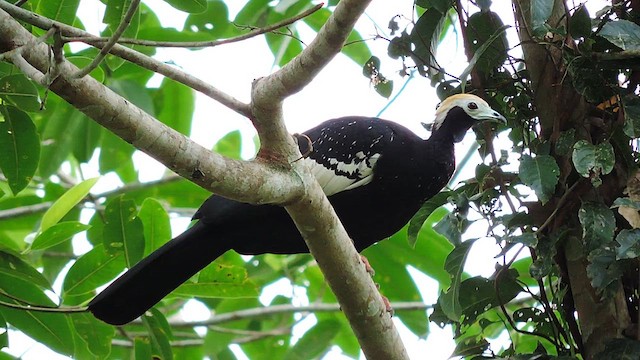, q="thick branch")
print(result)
[0,10,303,206]
[249,0,410,358]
